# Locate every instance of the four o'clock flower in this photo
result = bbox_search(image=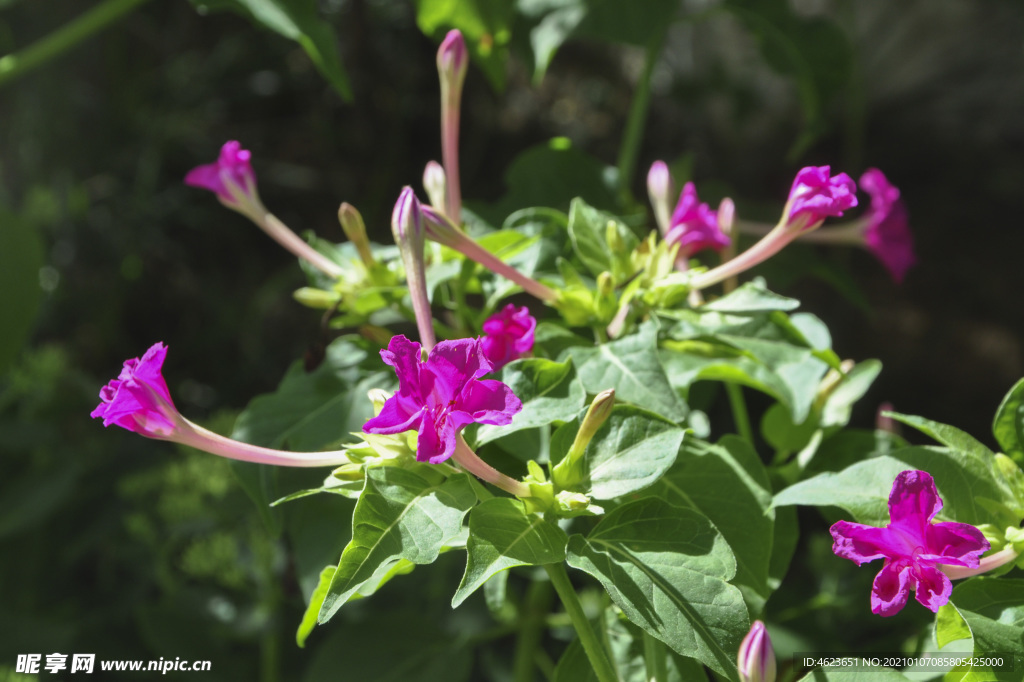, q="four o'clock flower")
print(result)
[437,29,469,223]
[690,166,857,291]
[185,141,343,278]
[363,335,522,467]
[830,470,989,616]
[664,182,731,265]
[92,343,356,468]
[738,621,776,682]
[481,304,537,370]
[859,168,916,283]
